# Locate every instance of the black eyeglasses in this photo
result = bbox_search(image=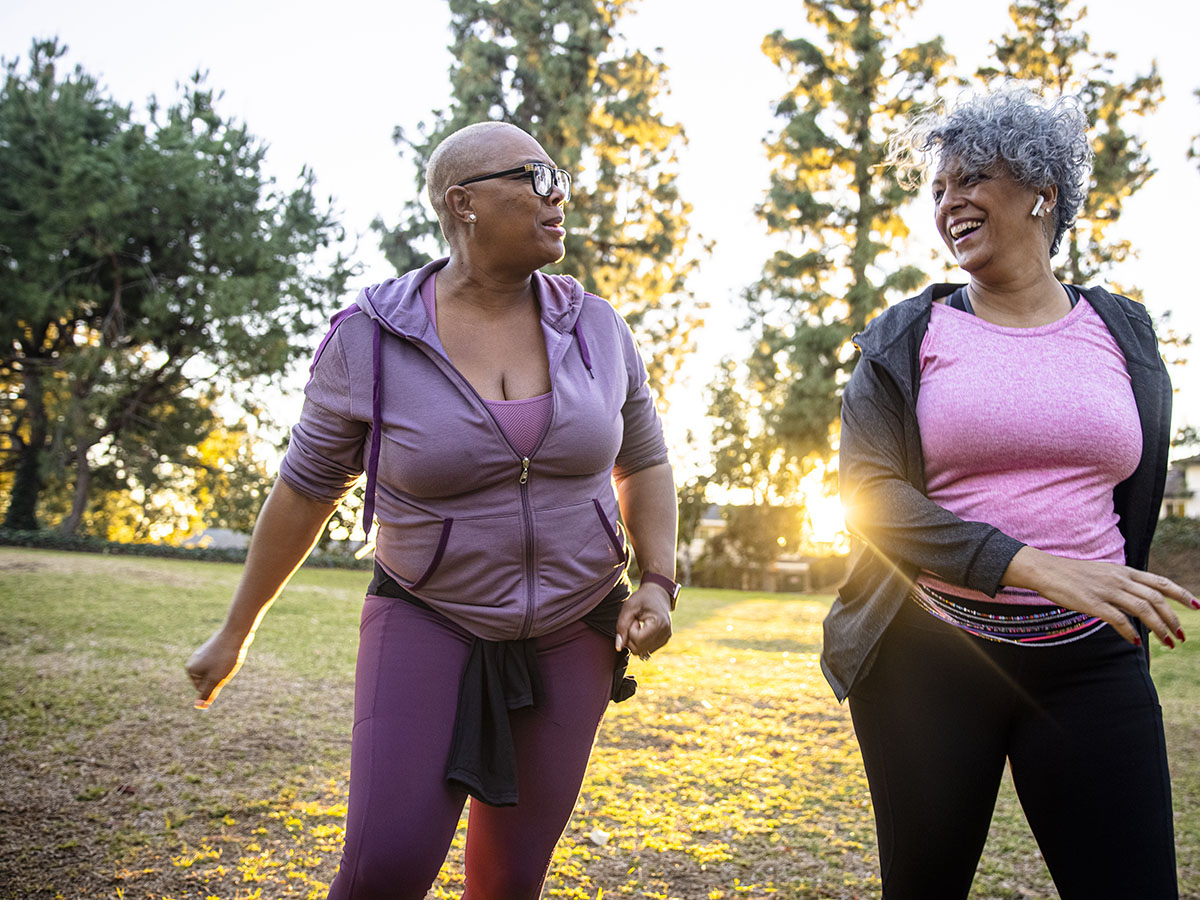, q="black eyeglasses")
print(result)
[455,162,572,202]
